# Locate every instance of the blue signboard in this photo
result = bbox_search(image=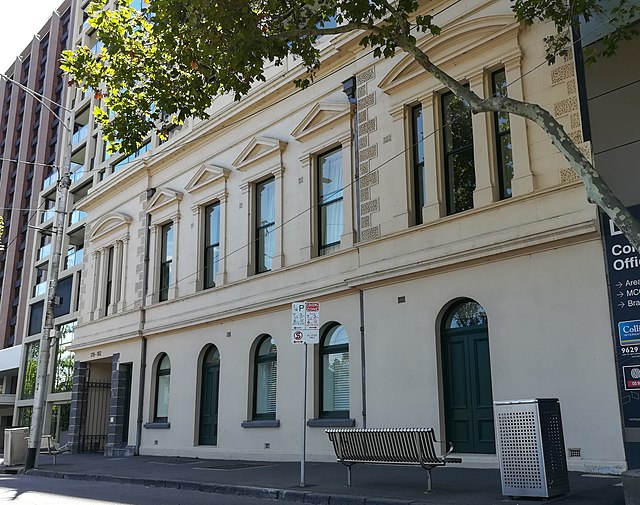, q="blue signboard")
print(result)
[620,320,640,346]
